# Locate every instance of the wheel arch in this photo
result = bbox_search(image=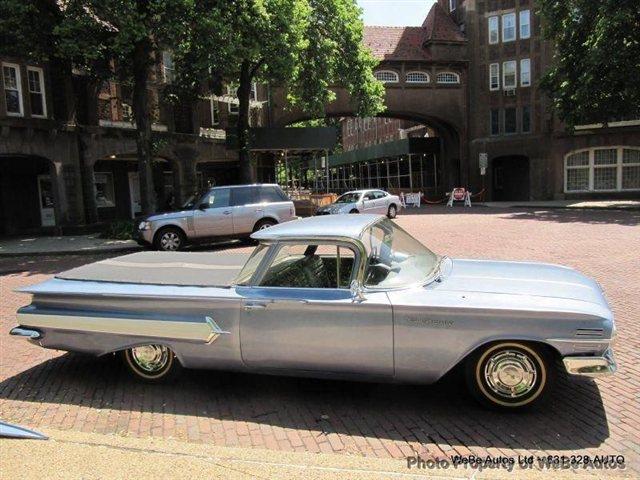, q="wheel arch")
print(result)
[252,216,278,231]
[106,340,186,367]
[153,224,187,243]
[439,337,562,381]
